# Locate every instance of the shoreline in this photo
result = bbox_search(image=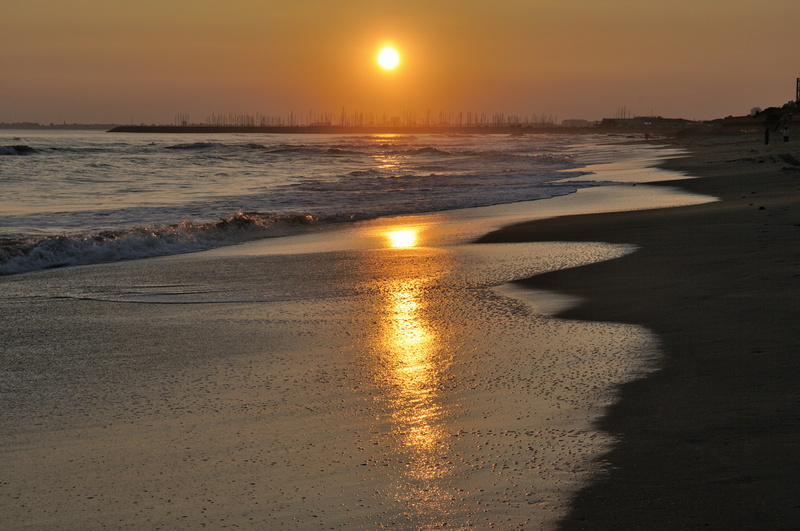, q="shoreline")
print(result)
[180,137,714,260]
[478,132,800,528]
